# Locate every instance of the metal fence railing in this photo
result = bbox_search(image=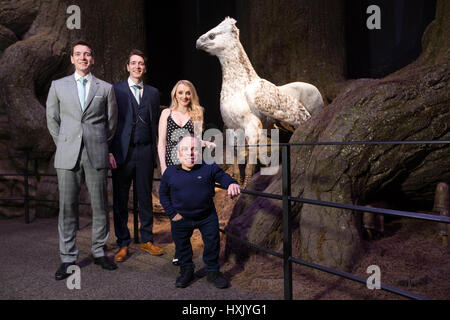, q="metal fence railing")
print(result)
[0,150,144,241]
[1,139,449,300]
[216,139,450,300]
